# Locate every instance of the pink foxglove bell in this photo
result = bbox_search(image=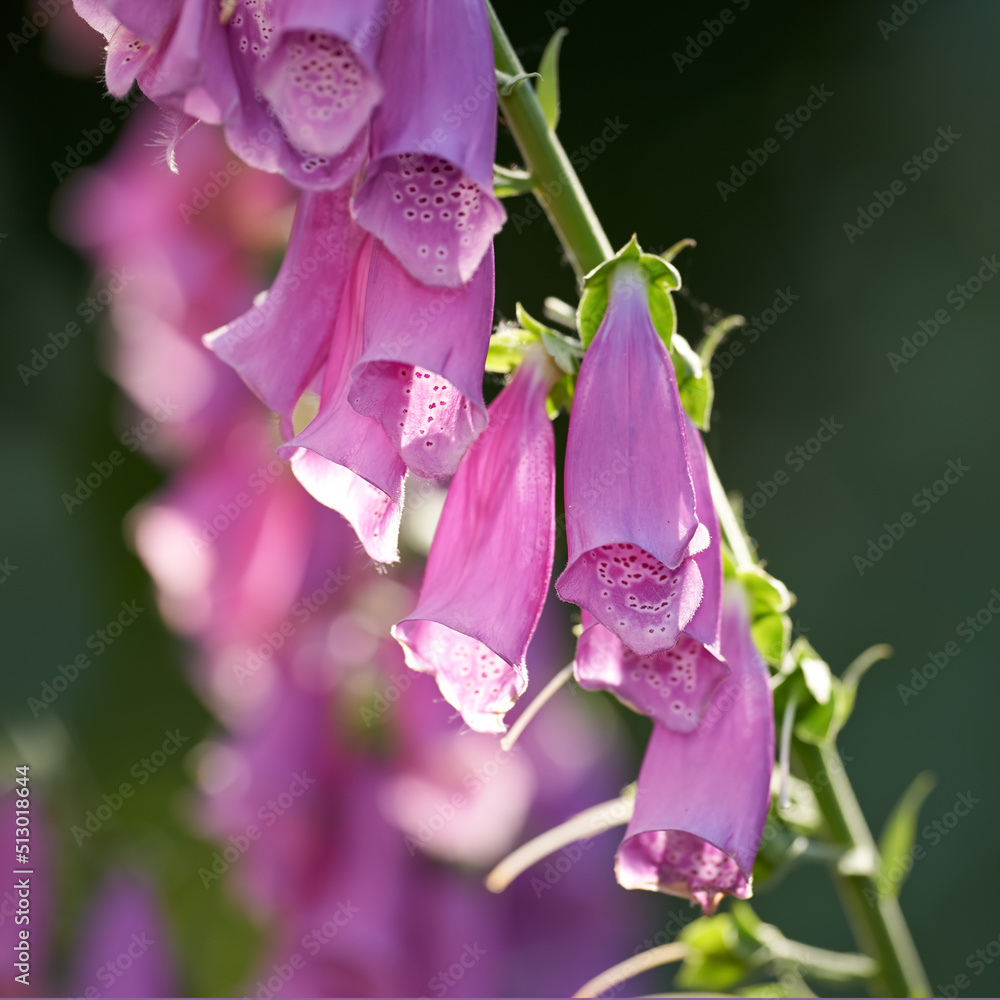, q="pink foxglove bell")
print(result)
[348,240,493,479]
[557,262,711,656]
[615,583,774,914]
[351,0,504,286]
[392,349,558,733]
